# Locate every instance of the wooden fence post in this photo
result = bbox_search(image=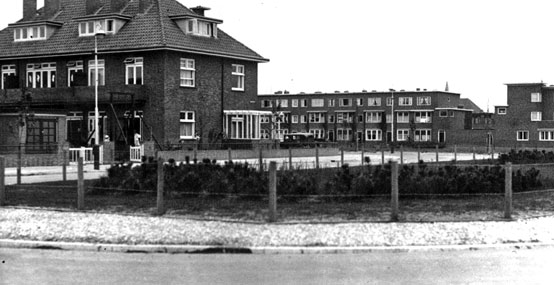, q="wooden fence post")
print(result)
[228,147,232,162]
[315,145,320,169]
[400,145,404,165]
[381,147,385,164]
[288,148,293,170]
[361,146,365,166]
[17,143,22,185]
[259,147,263,172]
[157,158,165,216]
[391,161,399,222]
[435,145,439,163]
[62,150,67,182]
[417,146,421,163]
[0,157,5,206]
[473,147,476,163]
[341,148,345,166]
[268,161,277,222]
[77,157,84,210]
[504,163,513,219]
[454,145,458,163]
